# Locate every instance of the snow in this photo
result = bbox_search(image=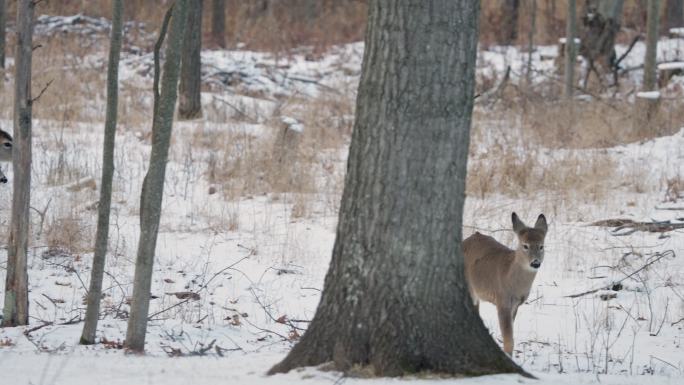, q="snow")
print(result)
[658,61,684,70]
[0,14,683,385]
[281,116,304,133]
[636,91,661,99]
[558,37,581,45]
[670,28,684,37]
